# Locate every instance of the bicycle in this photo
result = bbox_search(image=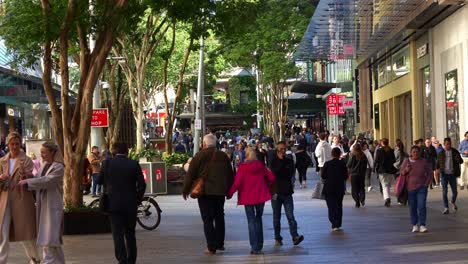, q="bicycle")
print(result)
[89,193,162,230]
